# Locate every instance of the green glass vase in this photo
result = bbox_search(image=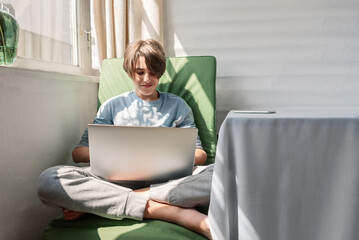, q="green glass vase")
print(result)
[0,7,19,65]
